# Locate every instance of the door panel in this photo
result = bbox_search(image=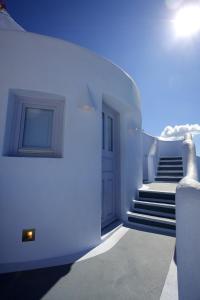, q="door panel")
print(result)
[102,103,119,228]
